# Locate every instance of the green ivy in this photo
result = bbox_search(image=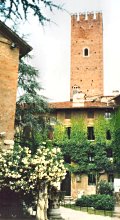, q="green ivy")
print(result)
[70,118,87,144]
[53,115,114,174]
[112,108,120,171]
